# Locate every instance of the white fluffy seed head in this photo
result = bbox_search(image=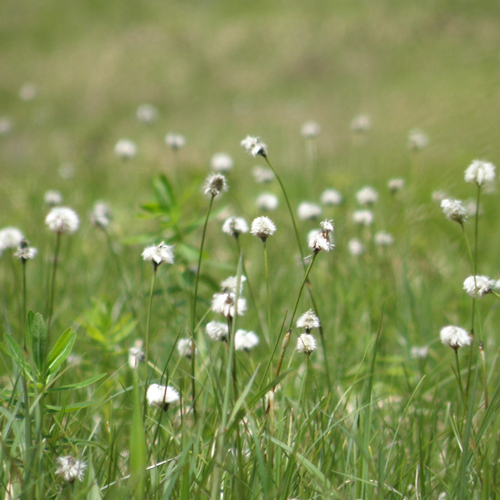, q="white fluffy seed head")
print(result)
[44,190,63,206]
[0,227,24,253]
[252,165,275,183]
[353,210,374,226]
[165,133,186,150]
[147,384,180,410]
[203,173,228,197]
[374,231,394,246]
[320,188,343,206]
[211,152,234,172]
[356,186,379,206]
[296,333,317,354]
[256,192,279,211]
[206,321,229,342]
[388,178,405,193]
[142,242,174,268]
[114,138,137,160]
[136,103,159,124]
[297,310,321,332]
[408,128,429,151]
[348,238,364,256]
[351,114,371,133]
[301,121,321,139]
[222,217,249,237]
[440,326,472,350]
[463,275,496,298]
[441,198,467,224]
[45,207,80,234]
[297,202,322,221]
[235,330,260,351]
[56,456,87,483]
[241,135,268,158]
[464,160,496,187]
[211,292,247,318]
[251,216,277,241]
